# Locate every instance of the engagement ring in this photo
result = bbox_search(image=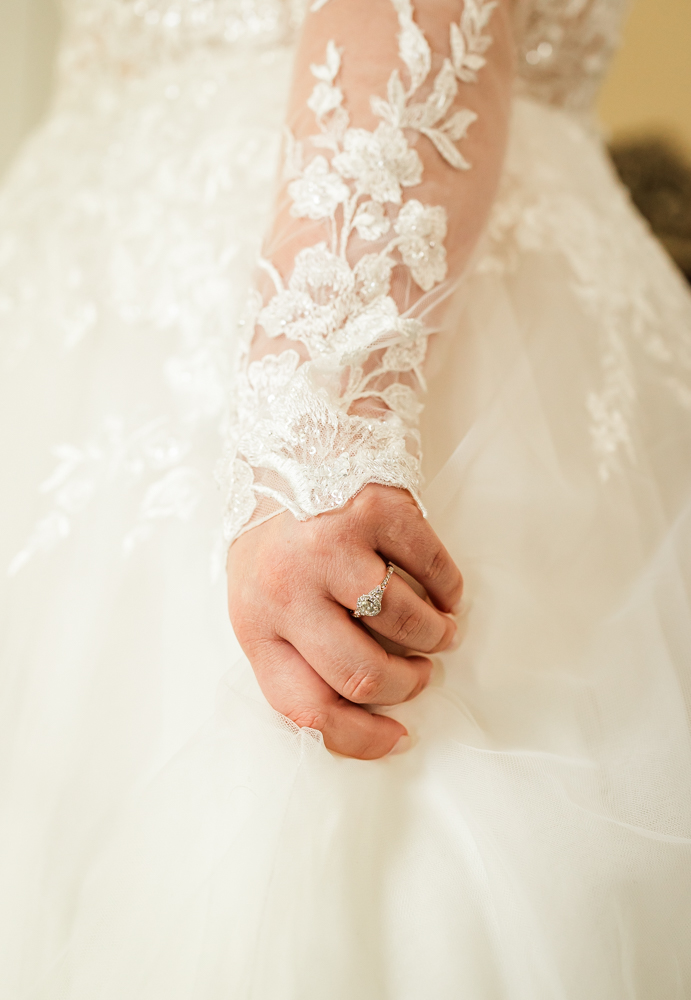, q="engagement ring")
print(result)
[352,563,396,618]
